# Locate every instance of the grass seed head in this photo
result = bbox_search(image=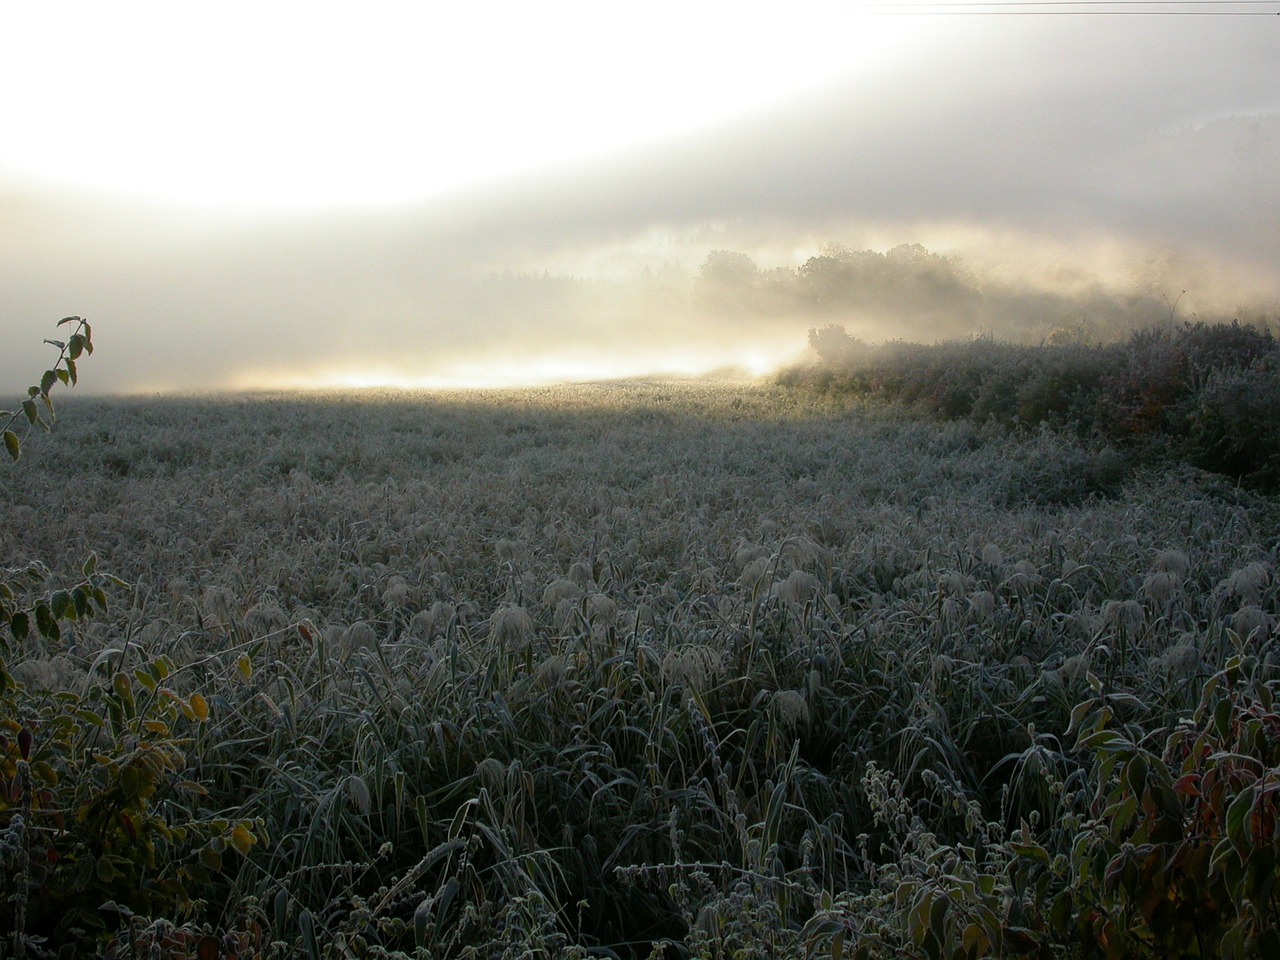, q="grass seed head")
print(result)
[1227,561,1273,604]
[585,593,619,624]
[969,590,996,620]
[542,579,584,606]
[1159,640,1201,676]
[662,645,721,691]
[770,569,819,605]
[770,689,811,731]
[1153,549,1191,580]
[343,620,378,656]
[733,544,769,572]
[200,585,239,627]
[1103,599,1145,633]
[567,561,594,588]
[381,575,410,608]
[738,557,770,588]
[1232,605,1272,644]
[490,605,535,648]
[1141,571,1181,608]
[414,600,456,637]
[494,538,523,562]
[243,600,288,638]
